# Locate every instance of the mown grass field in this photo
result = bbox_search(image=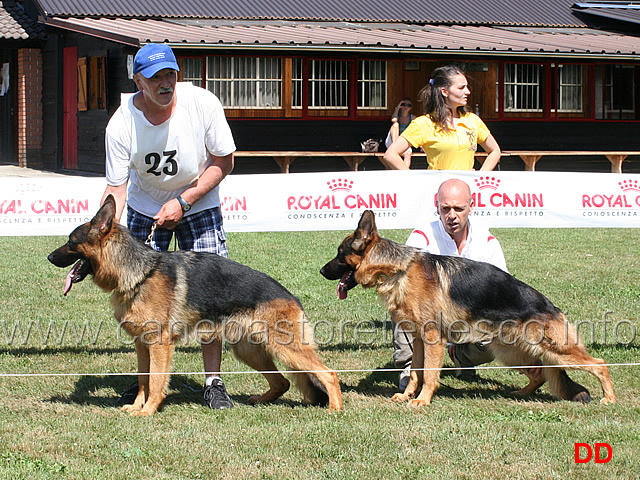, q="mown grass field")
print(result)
[0,228,638,479]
